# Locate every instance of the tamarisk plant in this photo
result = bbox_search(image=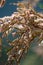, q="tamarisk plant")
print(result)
[0,2,43,65]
